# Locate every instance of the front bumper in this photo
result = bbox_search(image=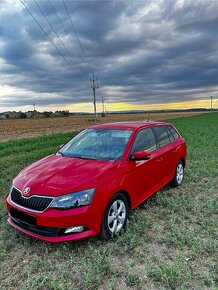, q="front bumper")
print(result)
[6,195,100,242]
[7,216,97,242]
